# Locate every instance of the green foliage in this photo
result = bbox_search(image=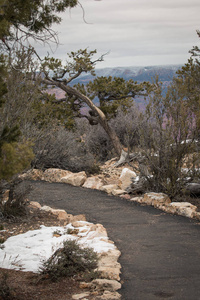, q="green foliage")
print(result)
[77,76,146,119]
[0,126,20,151]
[42,49,98,79]
[39,239,99,282]
[0,141,34,180]
[0,0,78,39]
